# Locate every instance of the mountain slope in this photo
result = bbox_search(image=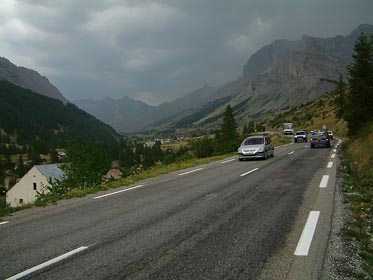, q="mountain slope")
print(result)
[0,57,68,104]
[160,24,373,131]
[0,80,120,147]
